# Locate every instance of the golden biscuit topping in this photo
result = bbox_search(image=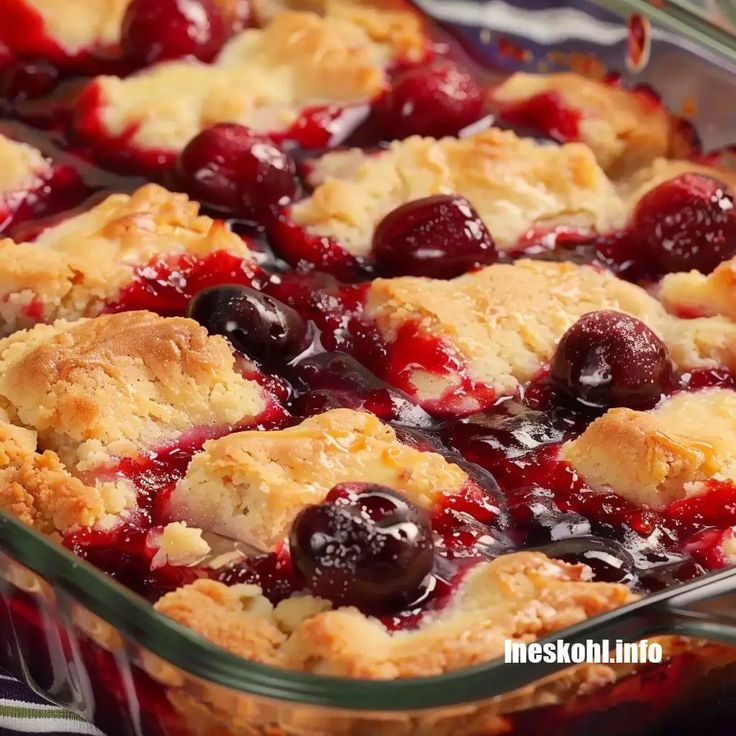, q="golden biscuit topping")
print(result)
[0,416,133,534]
[155,551,634,677]
[0,183,253,332]
[292,128,624,255]
[364,259,736,407]
[493,72,675,175]
[170,408,468,550]
[0,311,266,470]
[17,0,130,53]
[562,388,736,508]
[660,256,736,320]
[252,0,426,60]
[0,133,52,198]
[92,10,399,152]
